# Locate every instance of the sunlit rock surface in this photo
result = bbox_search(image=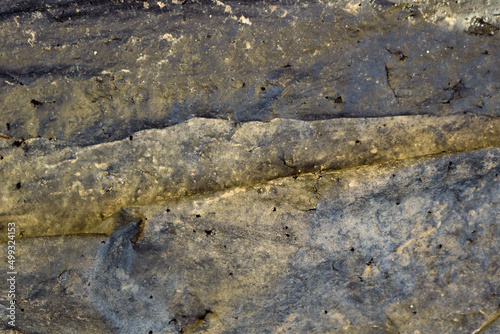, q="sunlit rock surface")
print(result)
[0,0,499,333]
